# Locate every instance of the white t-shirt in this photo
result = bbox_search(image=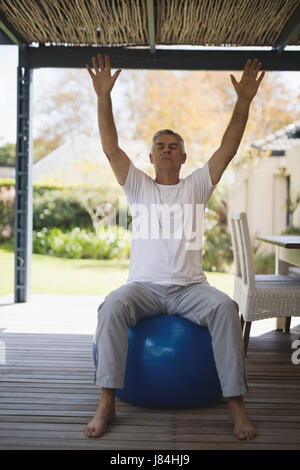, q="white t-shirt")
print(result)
[122,160,216,285]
